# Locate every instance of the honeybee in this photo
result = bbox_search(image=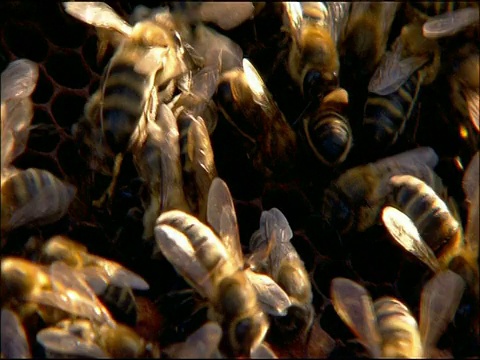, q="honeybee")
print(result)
[421,6,479,39]
[1,308,32,359]
[39,235,149,325]
[154,178,291,356]
[1,168,76,232]
[36,317,160,358]
[1,257,114,326]
[249,208,314,341]
[63,2,191,207]
[300,87,352,167]
[283,2,350,100]
[339,2,399,82]
[1,58,39,172]
[215,58,297,178]
[363,23,442,153]
[382,152,479,300]
[322,146,442,235]
[331,270,465,357]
